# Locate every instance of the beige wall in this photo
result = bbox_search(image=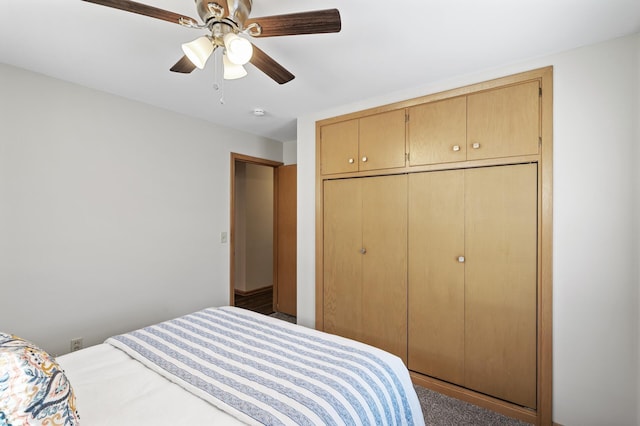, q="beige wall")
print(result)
[234,163,274,292]
[0,63,283,356]
[246,164,274,291]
